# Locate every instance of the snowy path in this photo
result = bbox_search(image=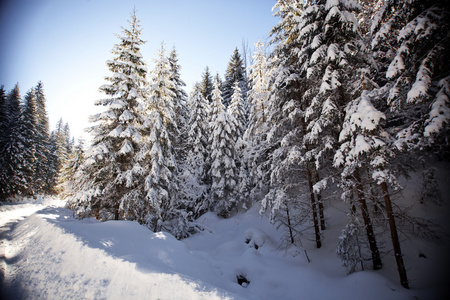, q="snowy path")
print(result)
[0,200,233,299]
[0,198,443,299]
